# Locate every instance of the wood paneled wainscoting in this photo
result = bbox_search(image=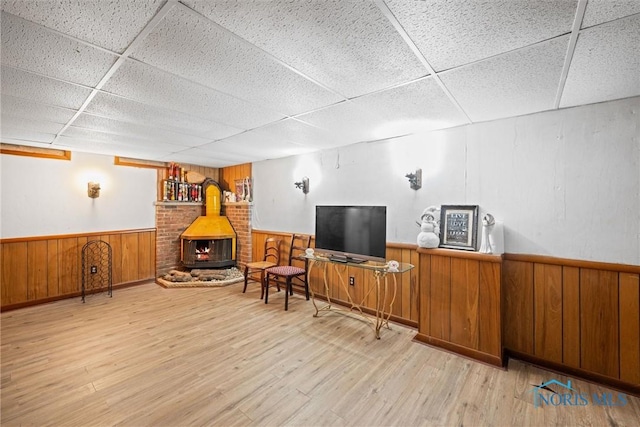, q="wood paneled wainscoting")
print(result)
[414,248,503,367]
[1,229,156,311]
[251,230,420,327]
[503,254,640,394]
